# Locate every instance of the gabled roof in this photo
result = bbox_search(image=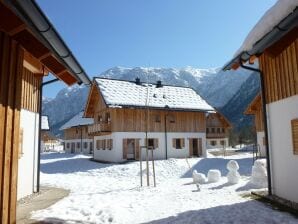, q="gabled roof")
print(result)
[0,0,90,85]
[94,78,215,112]
[223,0,298,70]
[60,111,94,130]
[244,93,262,115]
